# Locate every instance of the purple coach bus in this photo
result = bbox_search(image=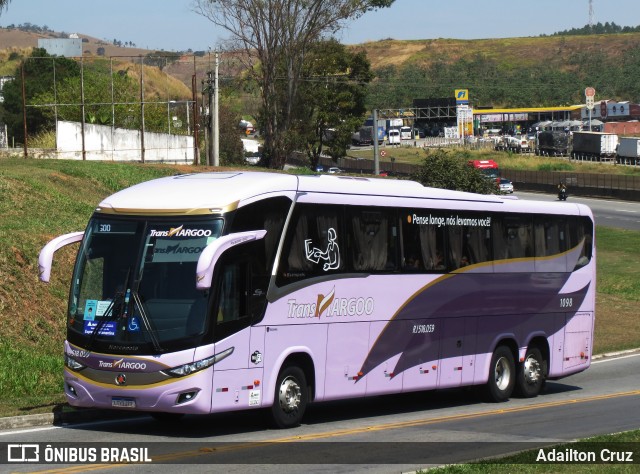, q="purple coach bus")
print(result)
[39,172,595,428]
